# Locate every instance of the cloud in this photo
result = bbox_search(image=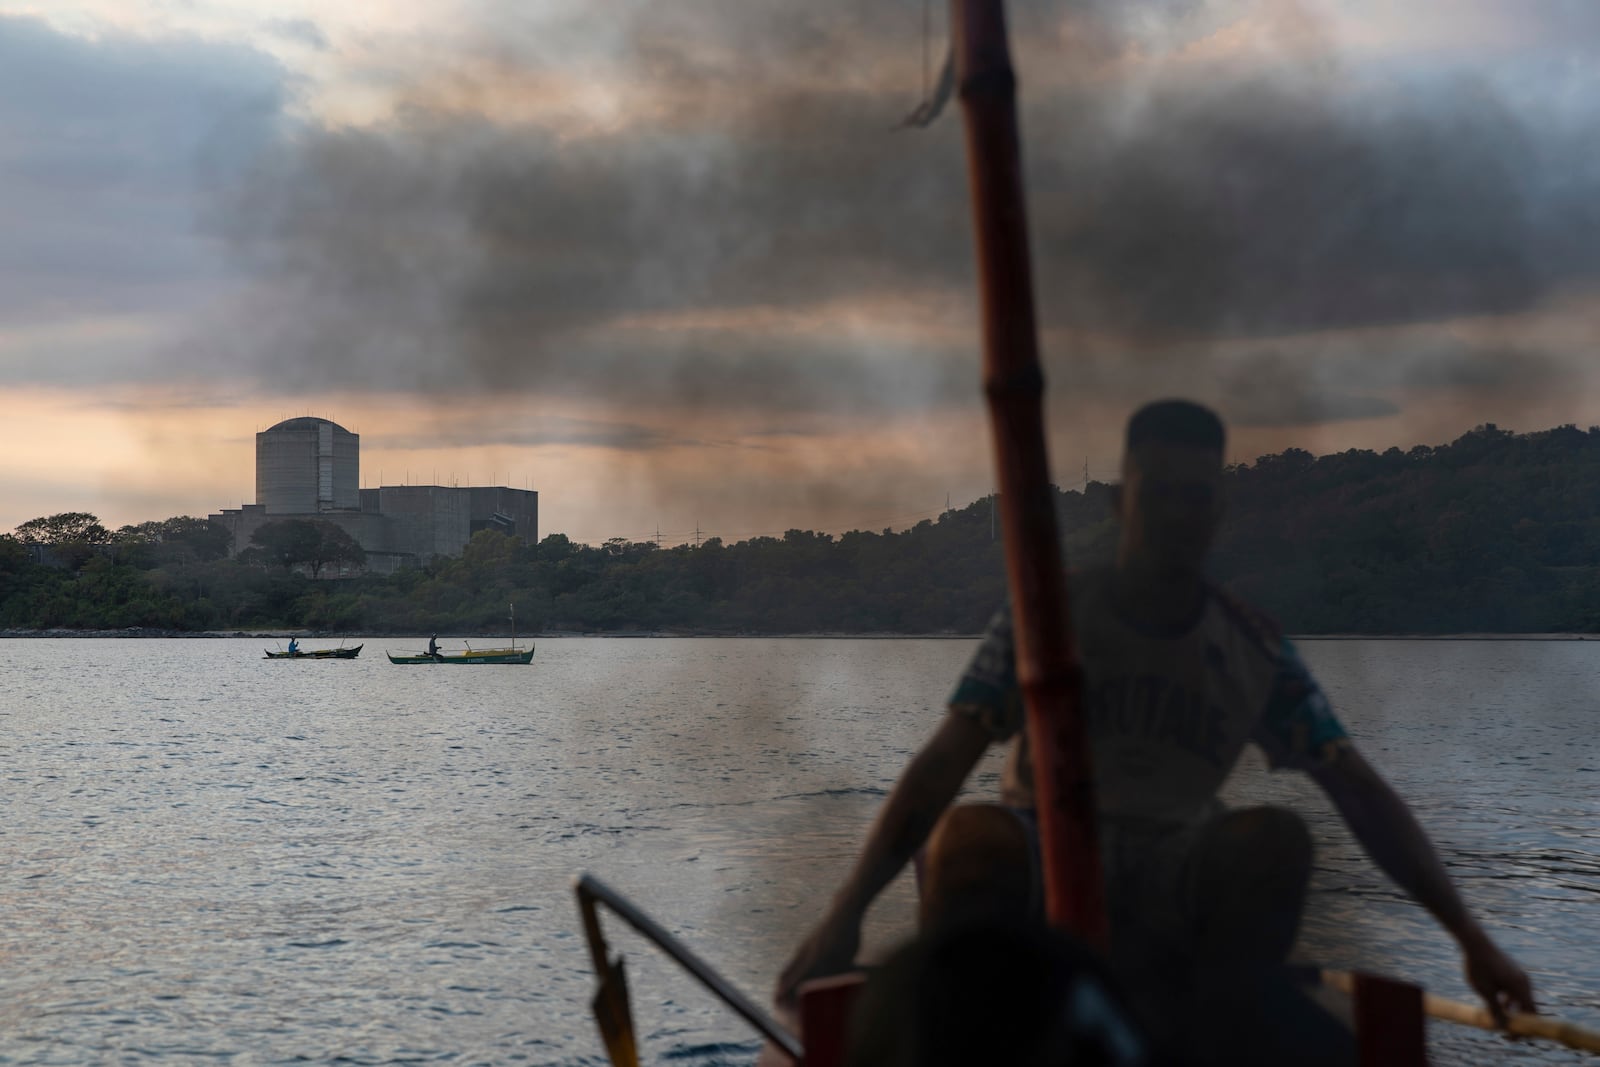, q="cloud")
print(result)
[1212,350,1401,428]
[196,77,975,410]
[6,2,1598,453]
[365,414,708,452]
[0,15,290,327]
[186,0,1600,434]
[263,17,330,52]
[1034,74,1548,338]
